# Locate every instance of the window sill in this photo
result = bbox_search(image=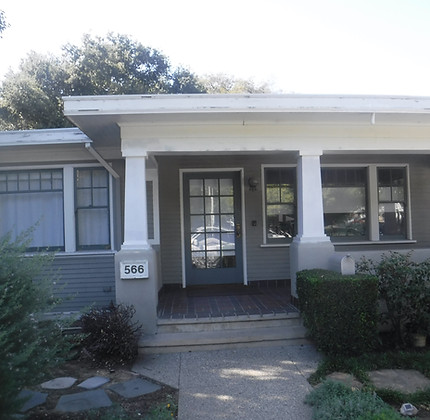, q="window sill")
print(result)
[260,243,291,248]
[332,240,417,246]
[25,250,117,257]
